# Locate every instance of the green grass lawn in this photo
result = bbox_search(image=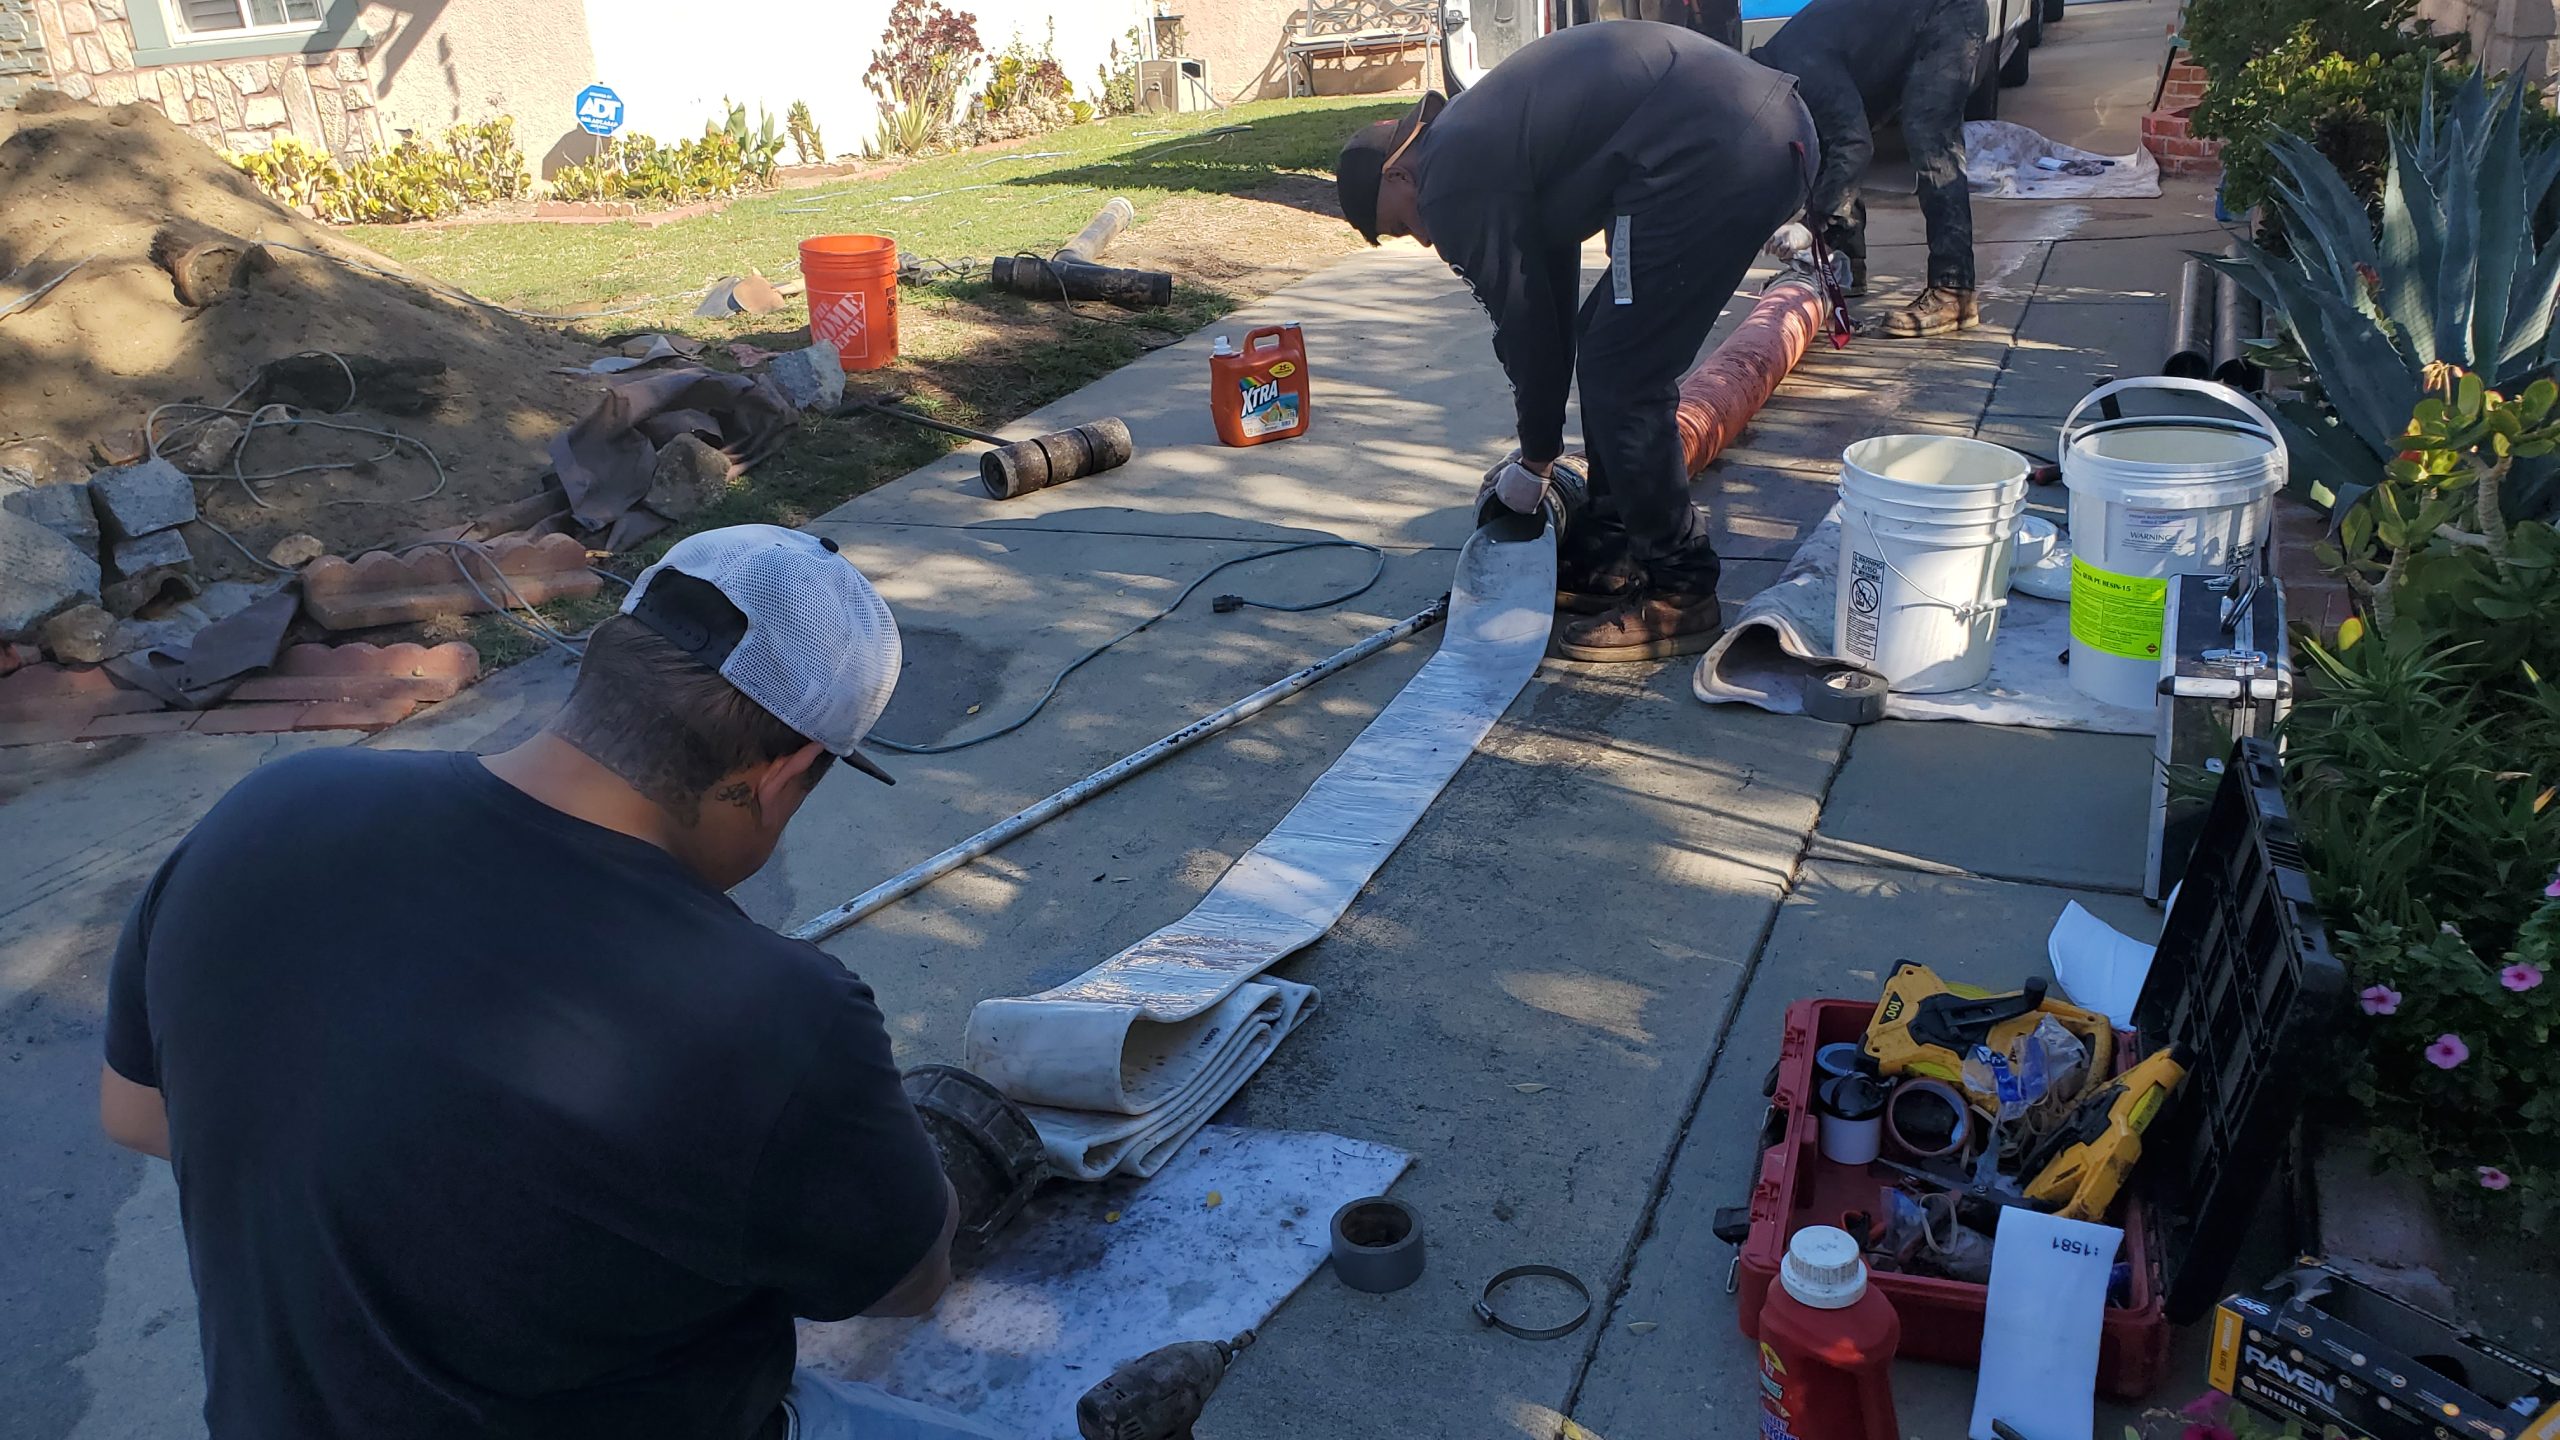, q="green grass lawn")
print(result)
[355,98,1401,338]
[356,97,1406,664]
